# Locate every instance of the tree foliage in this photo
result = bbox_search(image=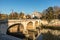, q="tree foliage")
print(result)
[19,12,25,19]
[42,6,60,22]
[9,12,18,19]
[26,14,31,19]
